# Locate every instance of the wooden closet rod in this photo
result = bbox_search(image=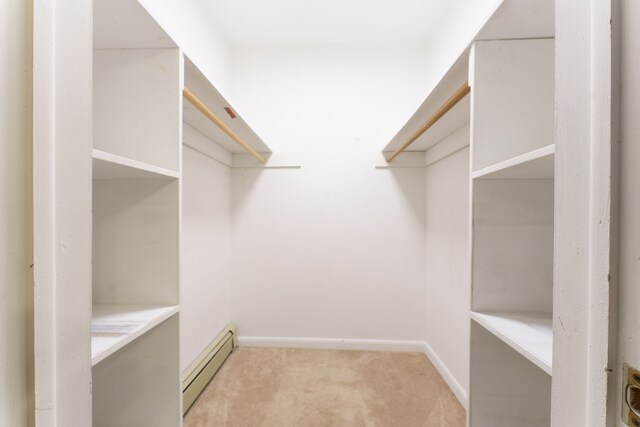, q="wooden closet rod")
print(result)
[183,87,267,163]
[386,82,471,162]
